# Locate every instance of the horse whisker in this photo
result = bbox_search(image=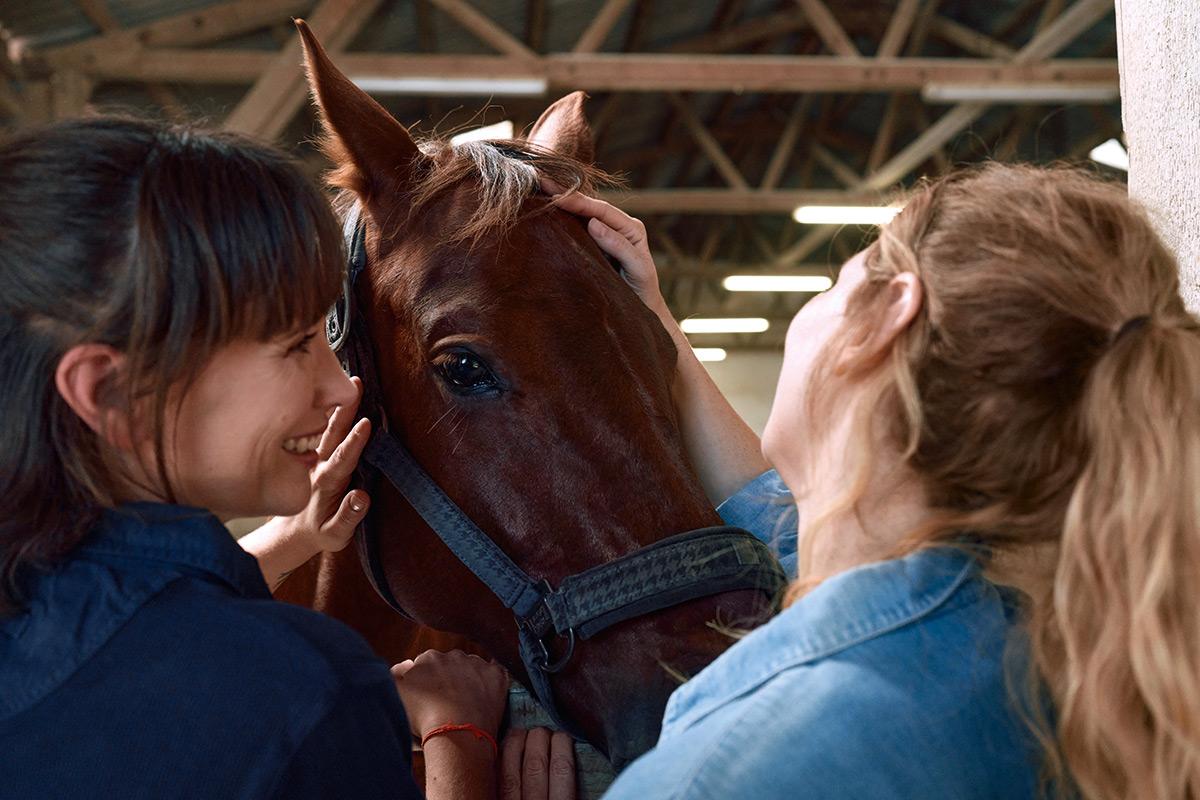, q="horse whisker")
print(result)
[426,405,457,435]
